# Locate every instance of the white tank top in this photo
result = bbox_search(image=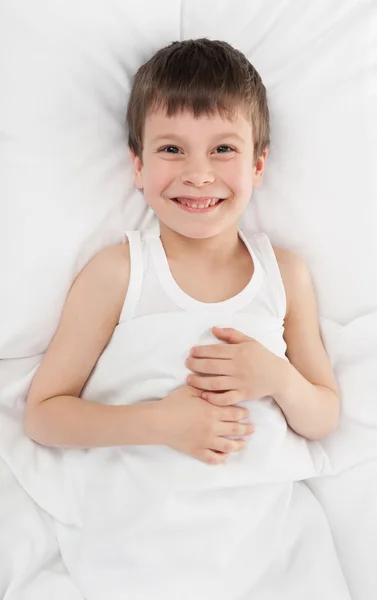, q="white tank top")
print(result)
[119,227,286,327]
